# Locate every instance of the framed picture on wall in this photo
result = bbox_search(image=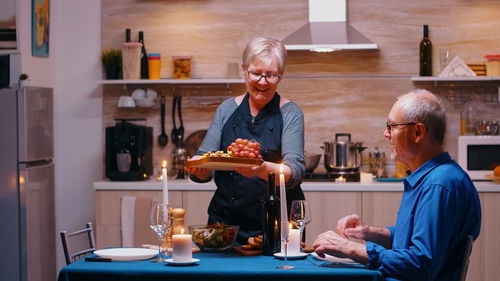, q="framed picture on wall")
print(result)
[31,0,49,57]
